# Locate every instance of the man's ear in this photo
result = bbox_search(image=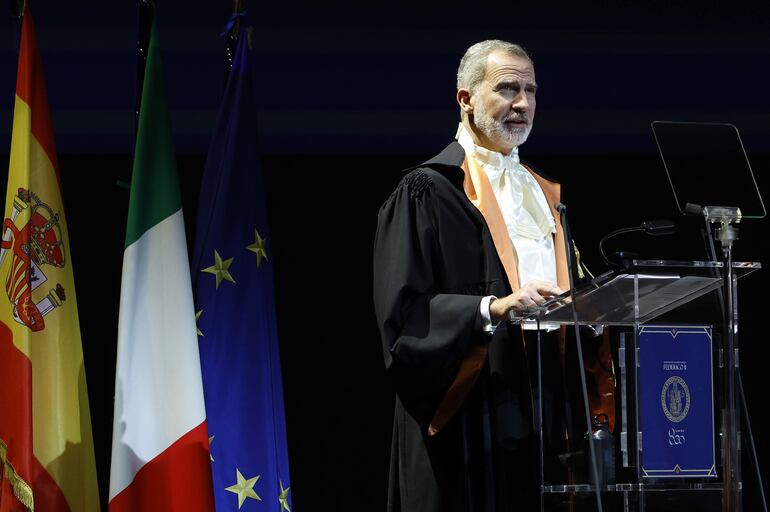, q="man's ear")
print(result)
[457,88,473,114]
